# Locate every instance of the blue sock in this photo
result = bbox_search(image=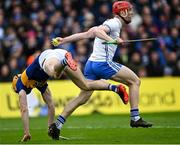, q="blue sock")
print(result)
[55,115,66,130]
[108,84,117,92]
[61,59,67,67]
[130,108,140,121]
